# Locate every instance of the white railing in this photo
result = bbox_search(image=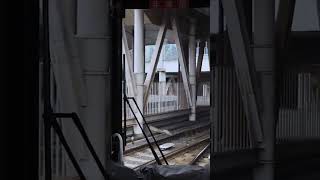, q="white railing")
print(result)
[123,95,180,120]
[123,82,210,119]
[196,96,210,106]
[197,82,210,106]
[146,95,179,115]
